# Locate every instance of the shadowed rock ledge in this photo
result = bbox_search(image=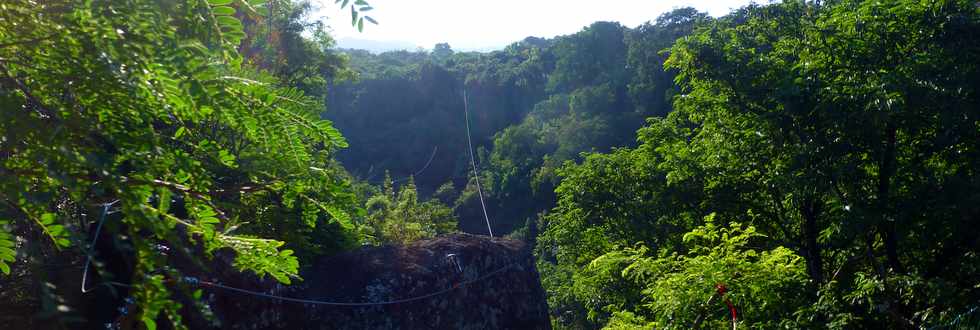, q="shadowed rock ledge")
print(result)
[204,233,551,329]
